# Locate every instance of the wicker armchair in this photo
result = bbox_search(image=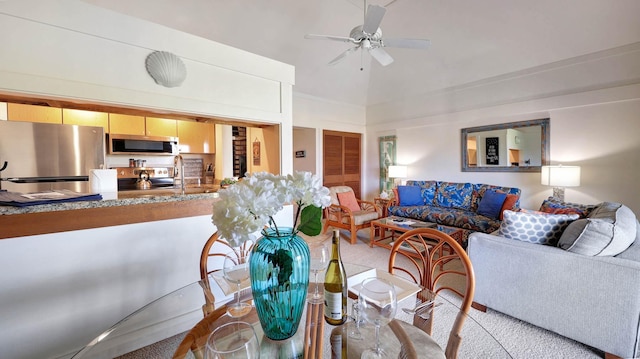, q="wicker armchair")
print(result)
[322,186,381,244]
